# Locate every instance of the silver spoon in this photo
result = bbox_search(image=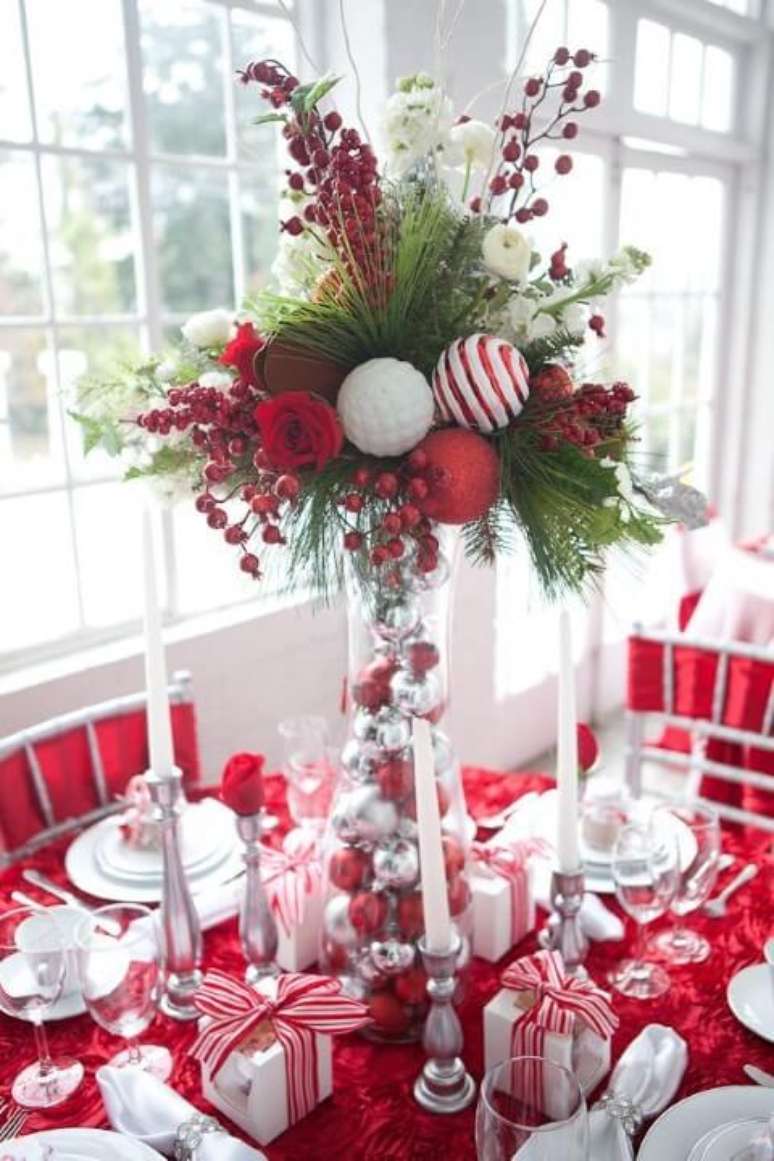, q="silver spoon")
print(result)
[702,862,758,917]
[744,1064,774,1088]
